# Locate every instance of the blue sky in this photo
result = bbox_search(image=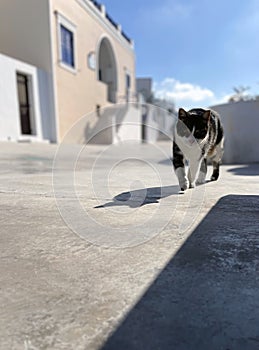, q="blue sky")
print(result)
[102,0,259,109]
